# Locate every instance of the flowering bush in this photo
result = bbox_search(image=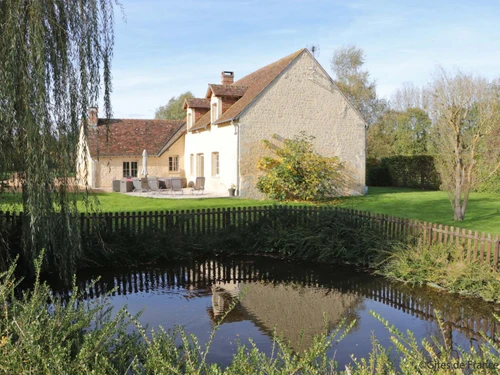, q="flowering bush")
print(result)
[257,132,346,201]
